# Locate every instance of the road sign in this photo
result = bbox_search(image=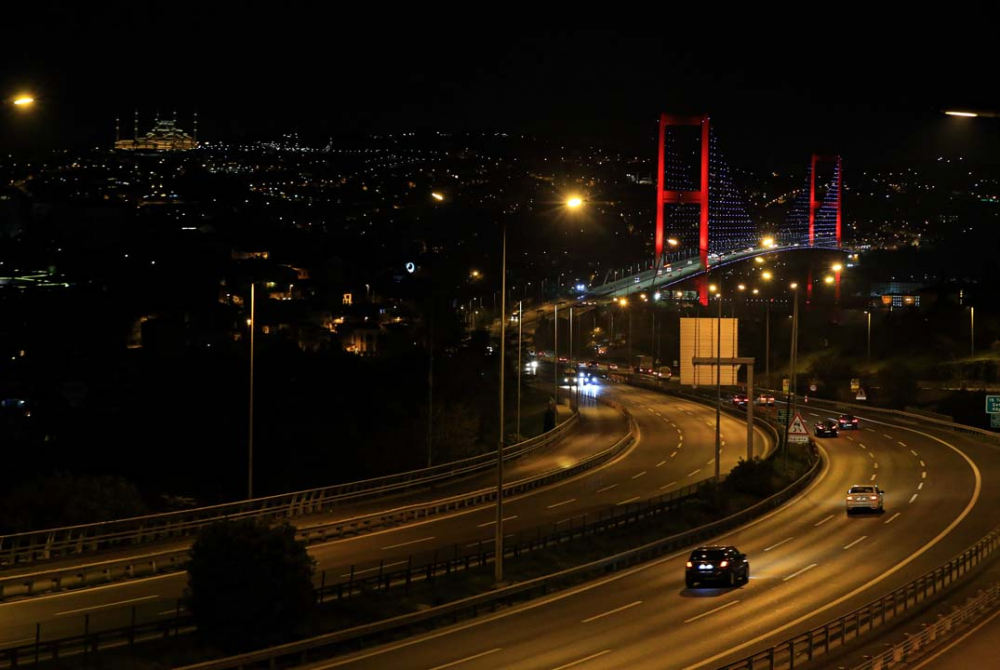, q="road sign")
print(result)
[809,384,817,392]
[782,378,790,394]
[787,412,809,444]
[851,378,861,393]
[777,408,789,423]
[856,388,867,401]
[992,414,1000,429]
[987,395,1000,414]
